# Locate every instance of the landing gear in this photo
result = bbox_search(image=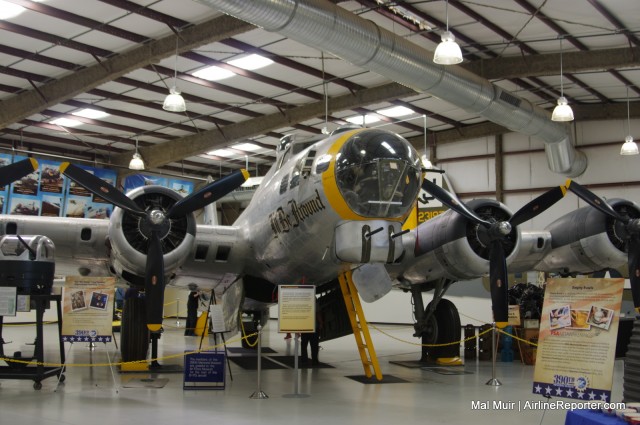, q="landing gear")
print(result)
[421,299,461,362]
[409,279,462,363]
[120,295,149,364]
